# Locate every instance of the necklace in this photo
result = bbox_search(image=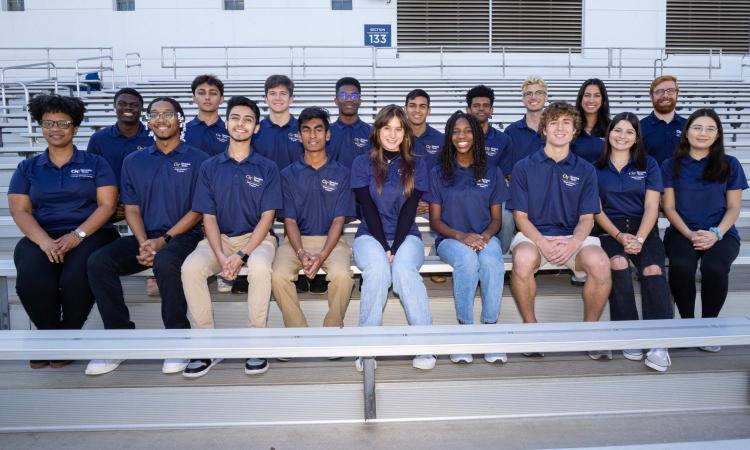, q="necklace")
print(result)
[384,152,401,165]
